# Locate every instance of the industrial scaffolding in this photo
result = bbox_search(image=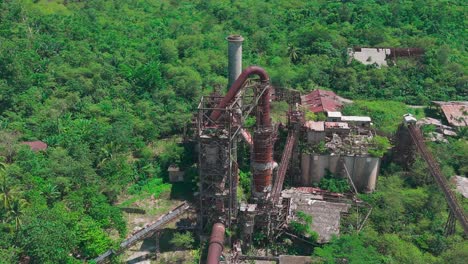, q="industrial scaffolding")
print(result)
[196,80,270,235]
